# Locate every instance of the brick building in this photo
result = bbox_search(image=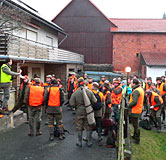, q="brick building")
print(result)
[110,18,166,79]
[52,0,166,79]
